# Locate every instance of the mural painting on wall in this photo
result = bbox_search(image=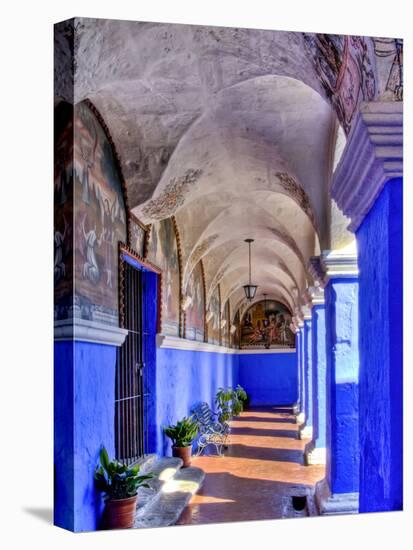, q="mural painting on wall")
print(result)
[231,309,240,349]
[207,285,221,346]
[303,34,376,134]
[54,102,74,321]
[71,101,127,326]
[146,218,180,336]
[185,261,205,342]
[221,300,231,347]
[240,300,295,349]
[129,214,147,258]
